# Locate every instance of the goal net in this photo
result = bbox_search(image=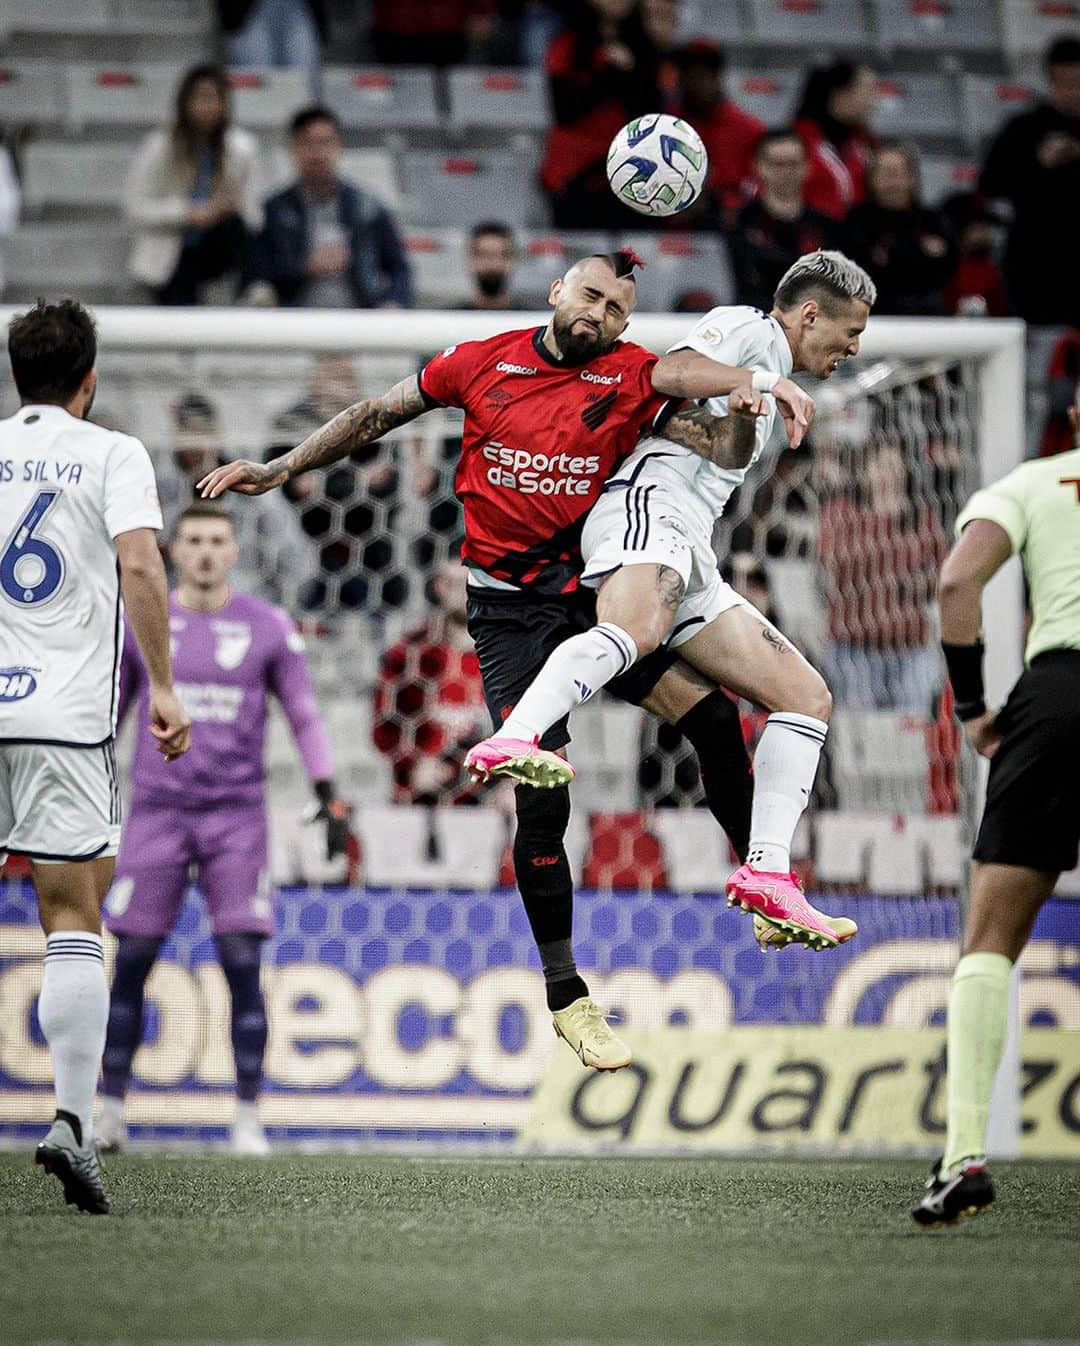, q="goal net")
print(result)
[3,308,1071,1156]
